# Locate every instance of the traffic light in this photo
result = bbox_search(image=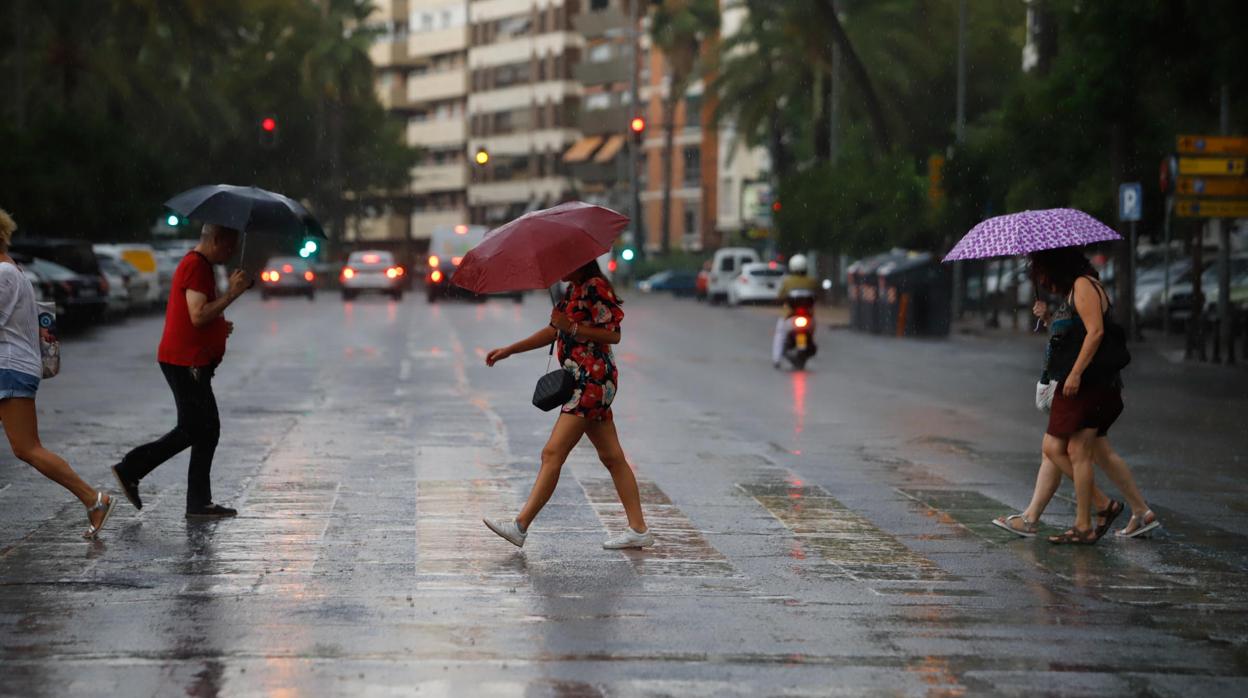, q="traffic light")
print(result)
[474,148,490,165]
[298,238,319,259]
[620,247,636,262]
[166,214,182,227]
[629,116,646,144]
[259,115,279,148]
